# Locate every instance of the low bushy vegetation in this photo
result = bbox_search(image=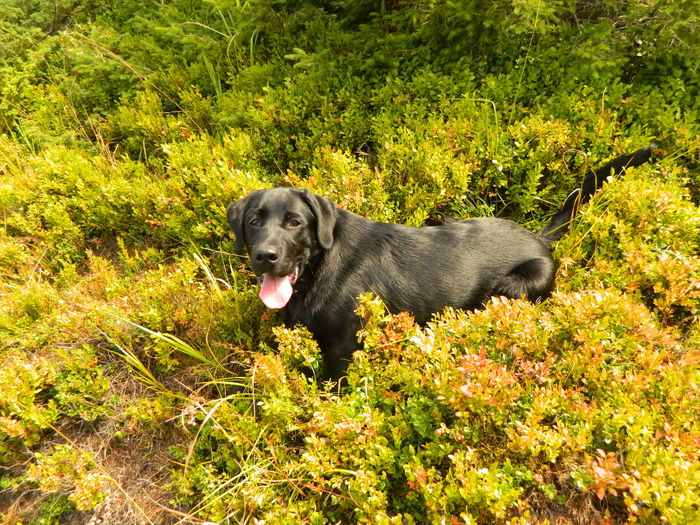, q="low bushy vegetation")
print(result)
[0,0,698,523]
